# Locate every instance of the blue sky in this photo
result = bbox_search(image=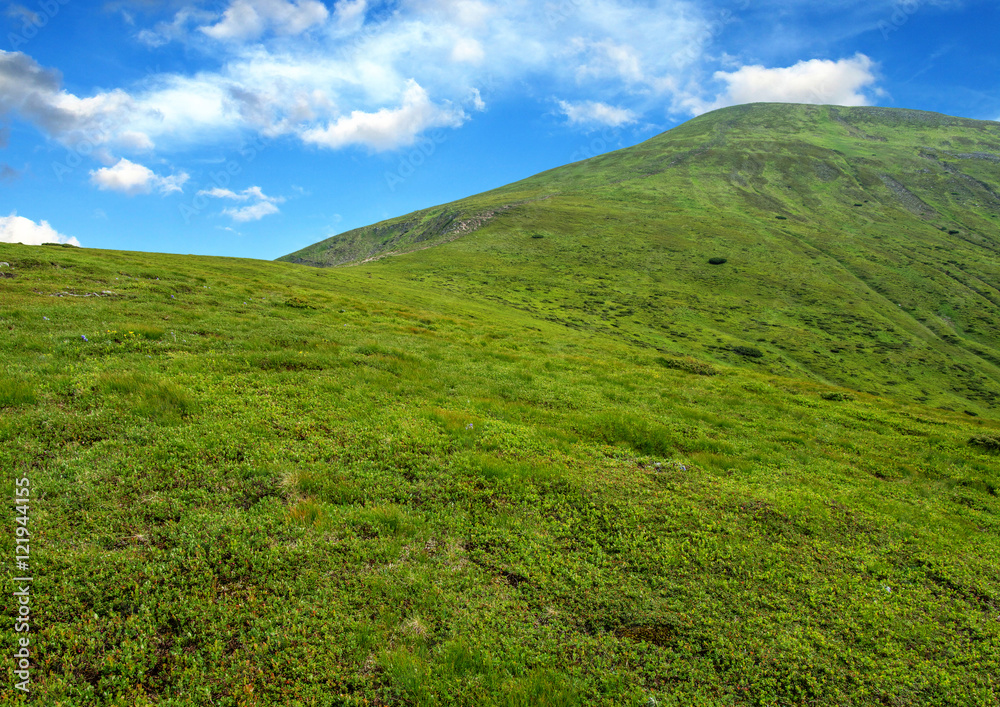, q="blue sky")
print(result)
[1,0,997,259]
